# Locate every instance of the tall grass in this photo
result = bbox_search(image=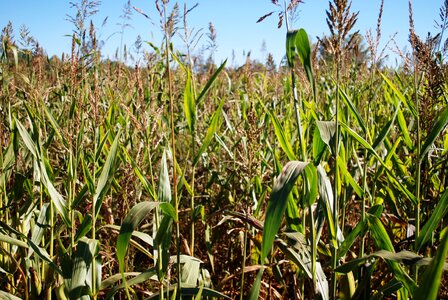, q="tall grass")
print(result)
[0,0,448,299]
